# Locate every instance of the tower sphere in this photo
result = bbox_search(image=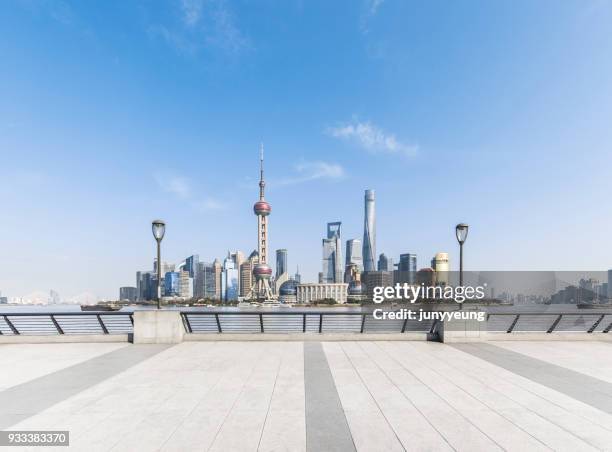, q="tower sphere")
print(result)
[253,263,273,279]
[254,200,271,216]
